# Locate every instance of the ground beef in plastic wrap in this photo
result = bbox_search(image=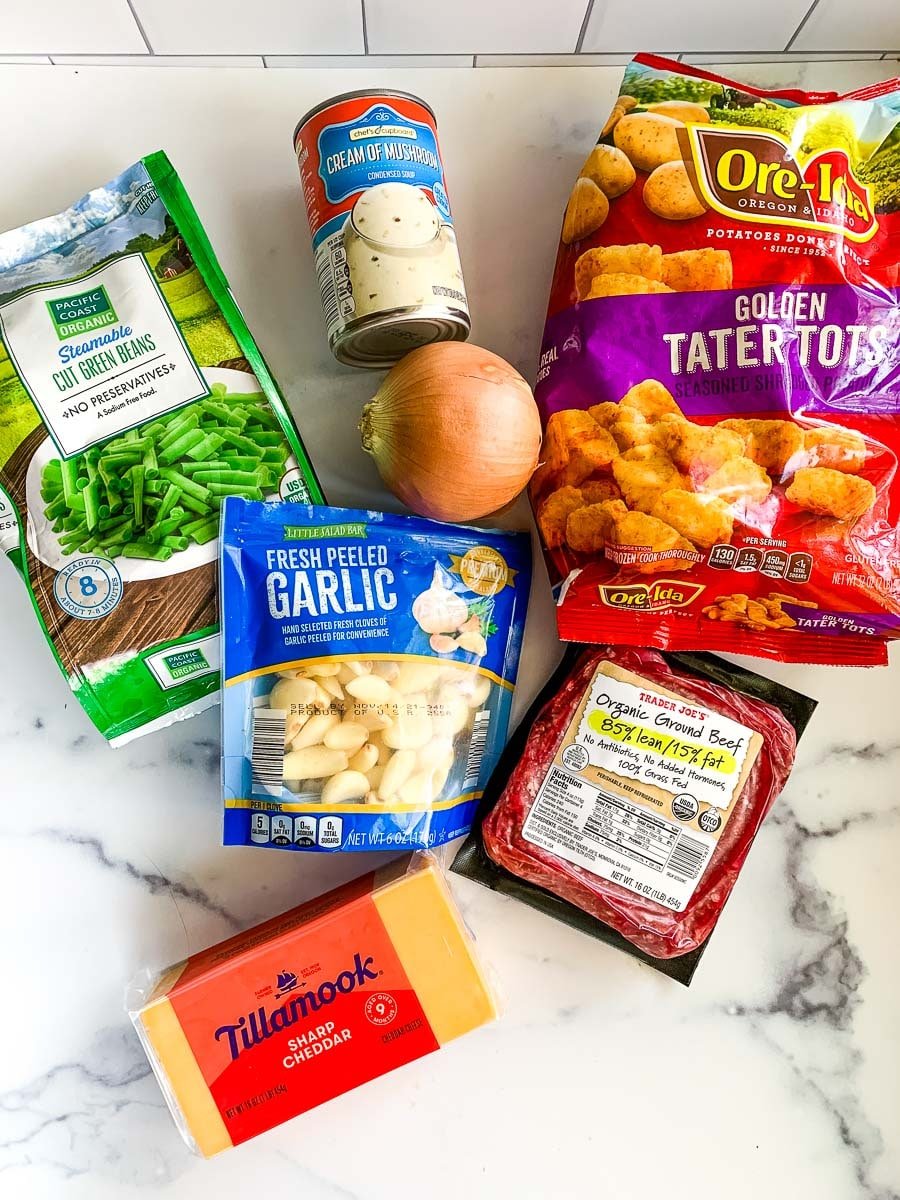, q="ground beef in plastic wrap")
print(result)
[482,645,797,959]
